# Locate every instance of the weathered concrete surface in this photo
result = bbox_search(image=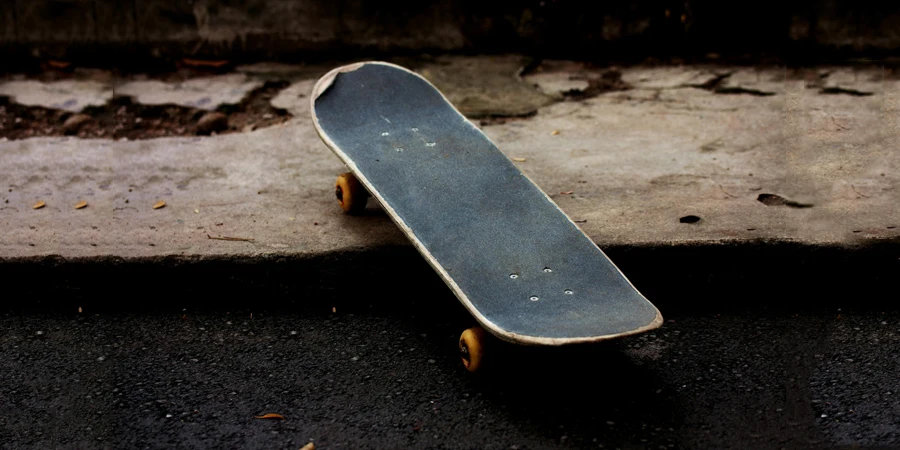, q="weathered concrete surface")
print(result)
[0,79,113,112]
[1,60,898,262]
[115,74,264,110]
[0,73,265,112]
